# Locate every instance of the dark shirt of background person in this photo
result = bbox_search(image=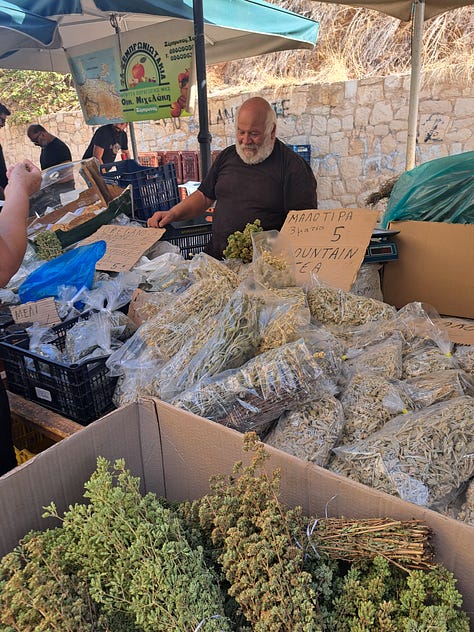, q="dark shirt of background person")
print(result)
[27,124,72,170]
[0,103,11,193]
